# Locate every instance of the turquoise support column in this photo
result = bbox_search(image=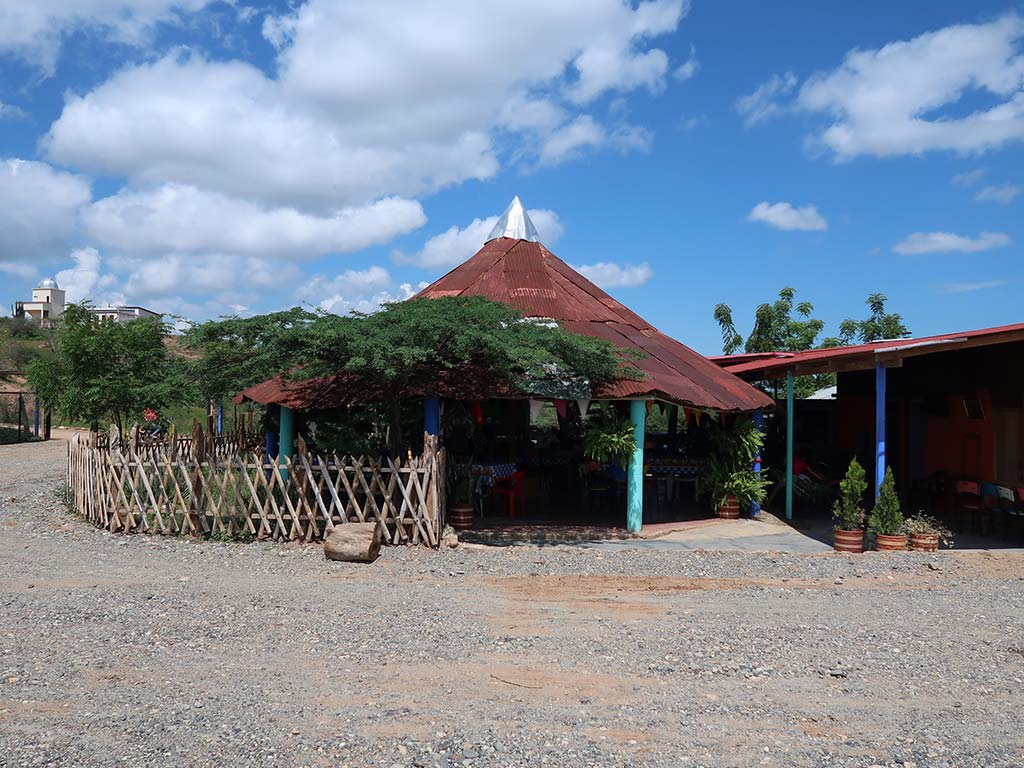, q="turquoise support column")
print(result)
[279,405,295,481]
[875,361,886,500]
[627,400,646,532]
[423,395,440,437]
[785,371,794,521]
